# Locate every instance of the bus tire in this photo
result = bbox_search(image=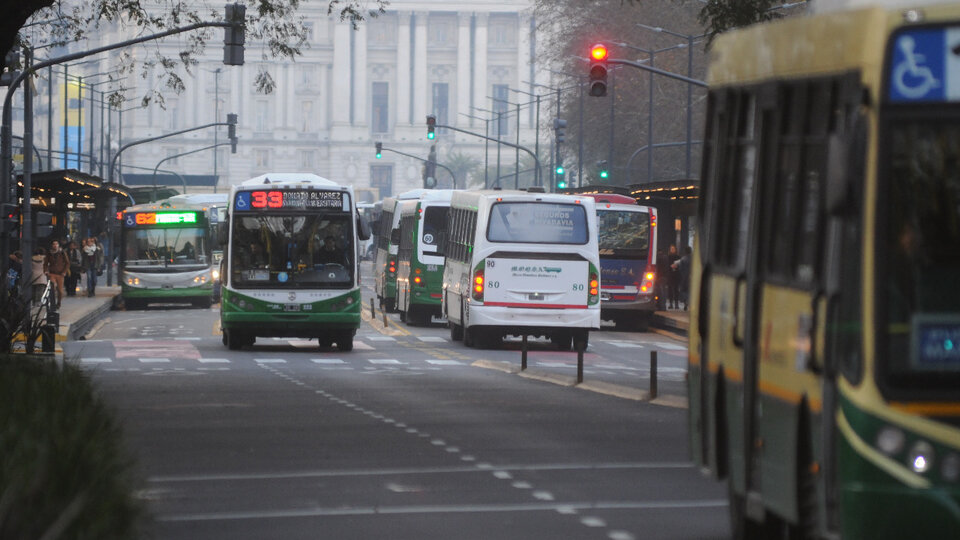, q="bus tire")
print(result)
[463,325,475,348]
[225,330,243,350]
[399,310,407,323]
[728,482,762,540]
[450,322,463,341]
[337,332,354,352]
[124,297,142,311]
